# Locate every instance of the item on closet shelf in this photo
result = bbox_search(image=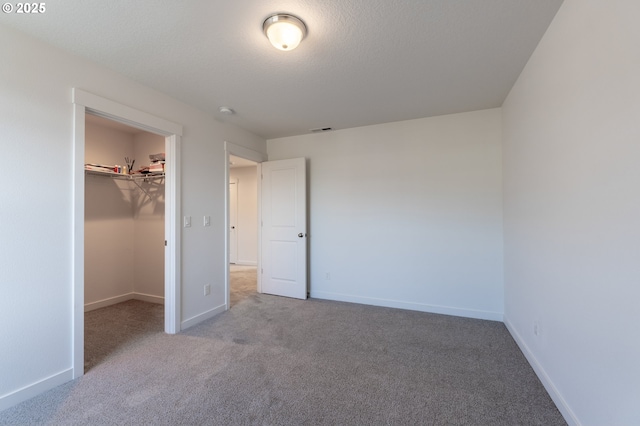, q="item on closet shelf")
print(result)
[125,157,135,174]
[85,163,116,173]
[148,162,165,173]
[148,152,165,174]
